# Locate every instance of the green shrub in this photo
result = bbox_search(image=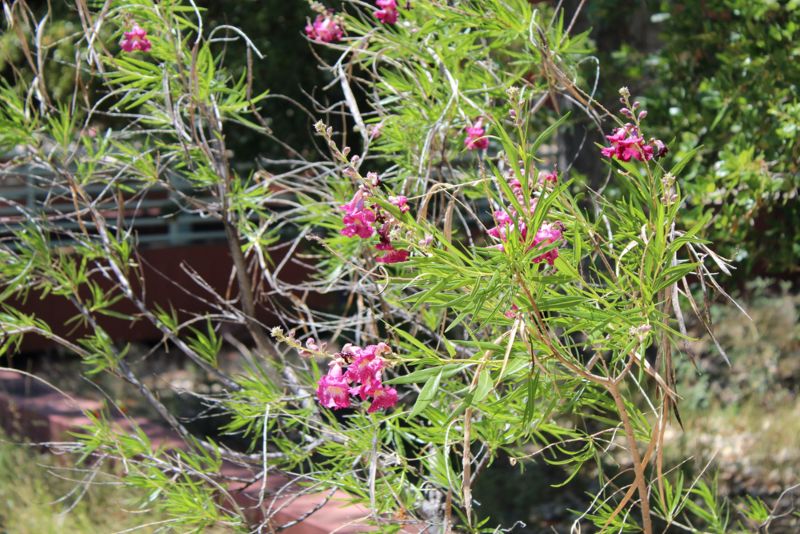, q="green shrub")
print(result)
[0,1,759,532]
[601,0,800,279]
